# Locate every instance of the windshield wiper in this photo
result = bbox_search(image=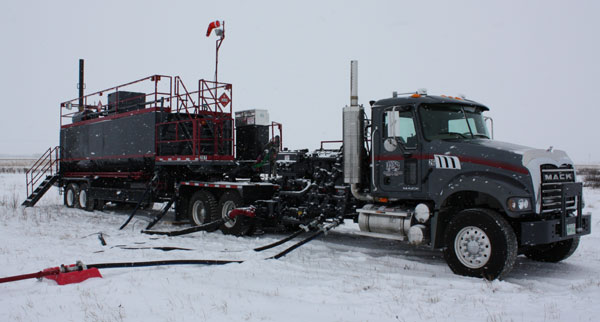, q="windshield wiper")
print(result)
[472,134,490,139]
